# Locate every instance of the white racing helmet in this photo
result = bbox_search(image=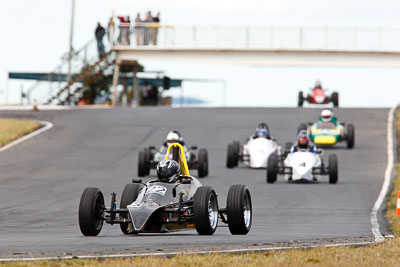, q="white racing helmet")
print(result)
[166,131,181,145]
[321,109,333,122]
